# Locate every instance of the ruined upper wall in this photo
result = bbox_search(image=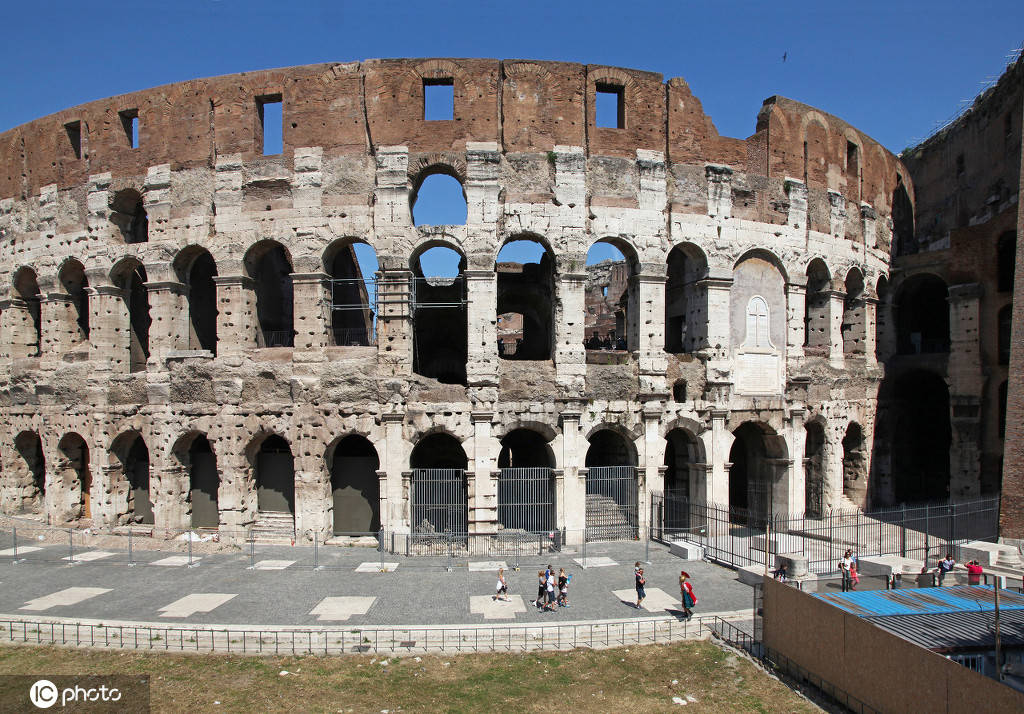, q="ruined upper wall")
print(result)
[0,59,907,216]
